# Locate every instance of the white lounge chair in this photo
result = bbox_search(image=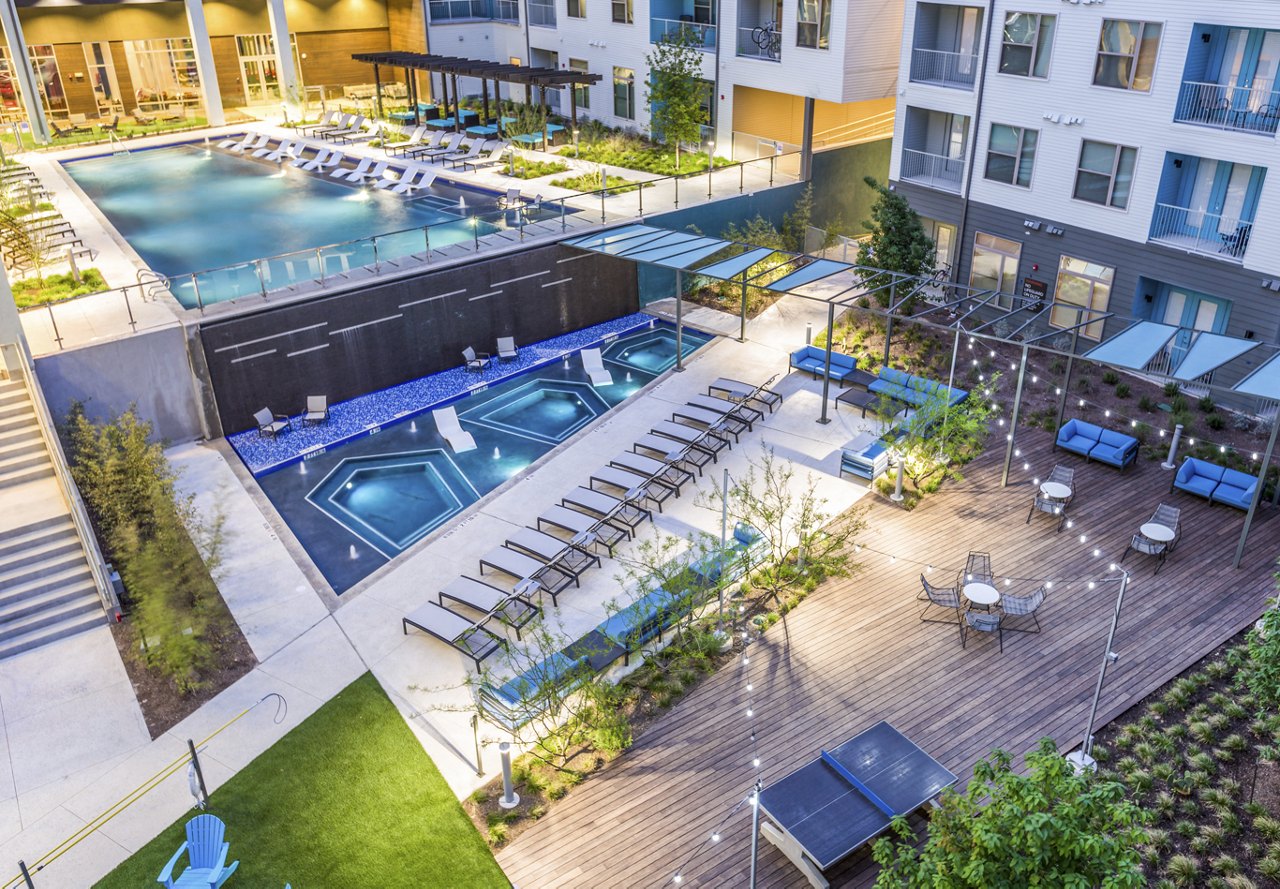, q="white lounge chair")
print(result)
[375,166,435,195]
[331,156,373,180]
[348,160,389,185]
[230,134,270,154]
[581,348,613,387]
[335,120,380,145]
[417,132,464,161]
[262,139,302,162]
[387,125,429,155]
[296,109,338,135]
[300,149,343,173]
[403,129,449,159]
[432,406,476,453]
[496,337,518,361]
[439,139,484,167]
[291,146,324,168]
[310,112,354,139]
[458,141,509,172]
[322,115,366,142]
[249,138,279,158]
[217,133,254,151]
